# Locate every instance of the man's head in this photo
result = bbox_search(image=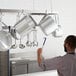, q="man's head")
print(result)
[64,35,76,53]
